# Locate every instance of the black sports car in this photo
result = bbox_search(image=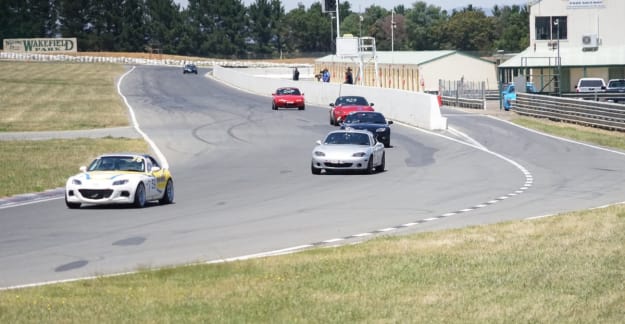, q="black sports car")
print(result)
[183,64,198,74]
[340,111,393,148]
